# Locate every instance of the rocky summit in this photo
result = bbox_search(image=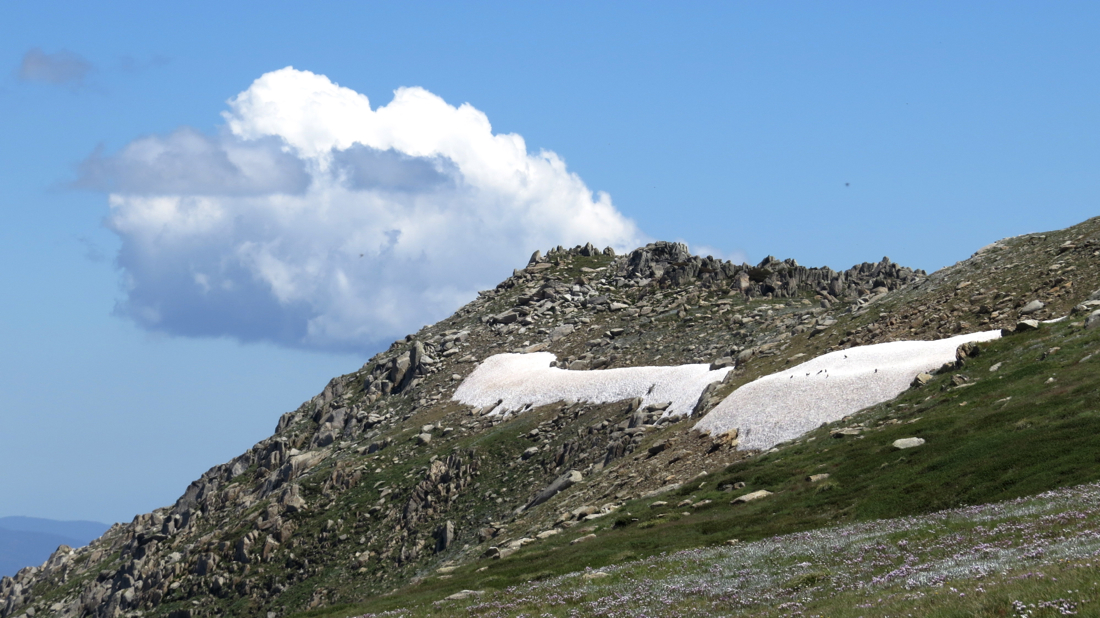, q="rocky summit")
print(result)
[5,217,1100,618]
